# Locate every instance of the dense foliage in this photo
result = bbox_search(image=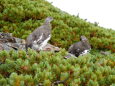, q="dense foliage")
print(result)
[0,49,115,86]
[0,0,115,51]
[0,0,115,86]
